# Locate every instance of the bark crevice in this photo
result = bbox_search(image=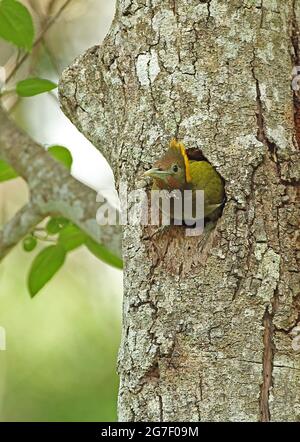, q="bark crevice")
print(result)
[259,307,275,422]
[292,0,300,150]
[59,0,300,421]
